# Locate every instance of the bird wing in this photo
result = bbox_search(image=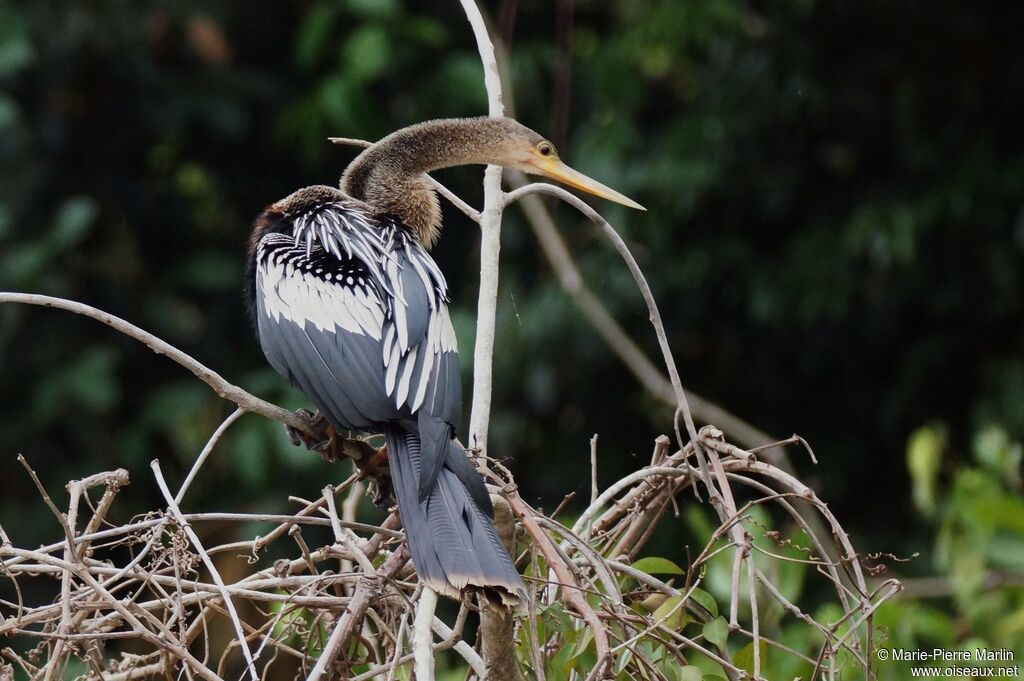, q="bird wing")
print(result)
[377,225,461,422]
[253,201,460,433]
